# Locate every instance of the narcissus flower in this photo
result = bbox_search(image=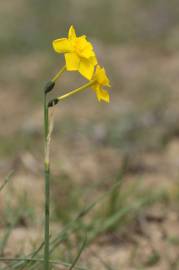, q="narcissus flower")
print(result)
[92,65,110,103]
[53,25,97,80]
